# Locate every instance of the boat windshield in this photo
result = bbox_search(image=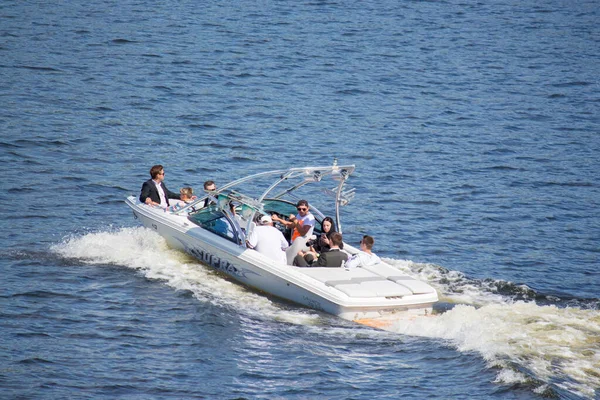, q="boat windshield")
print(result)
[261,199,297,218]
[188,205,240,244]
